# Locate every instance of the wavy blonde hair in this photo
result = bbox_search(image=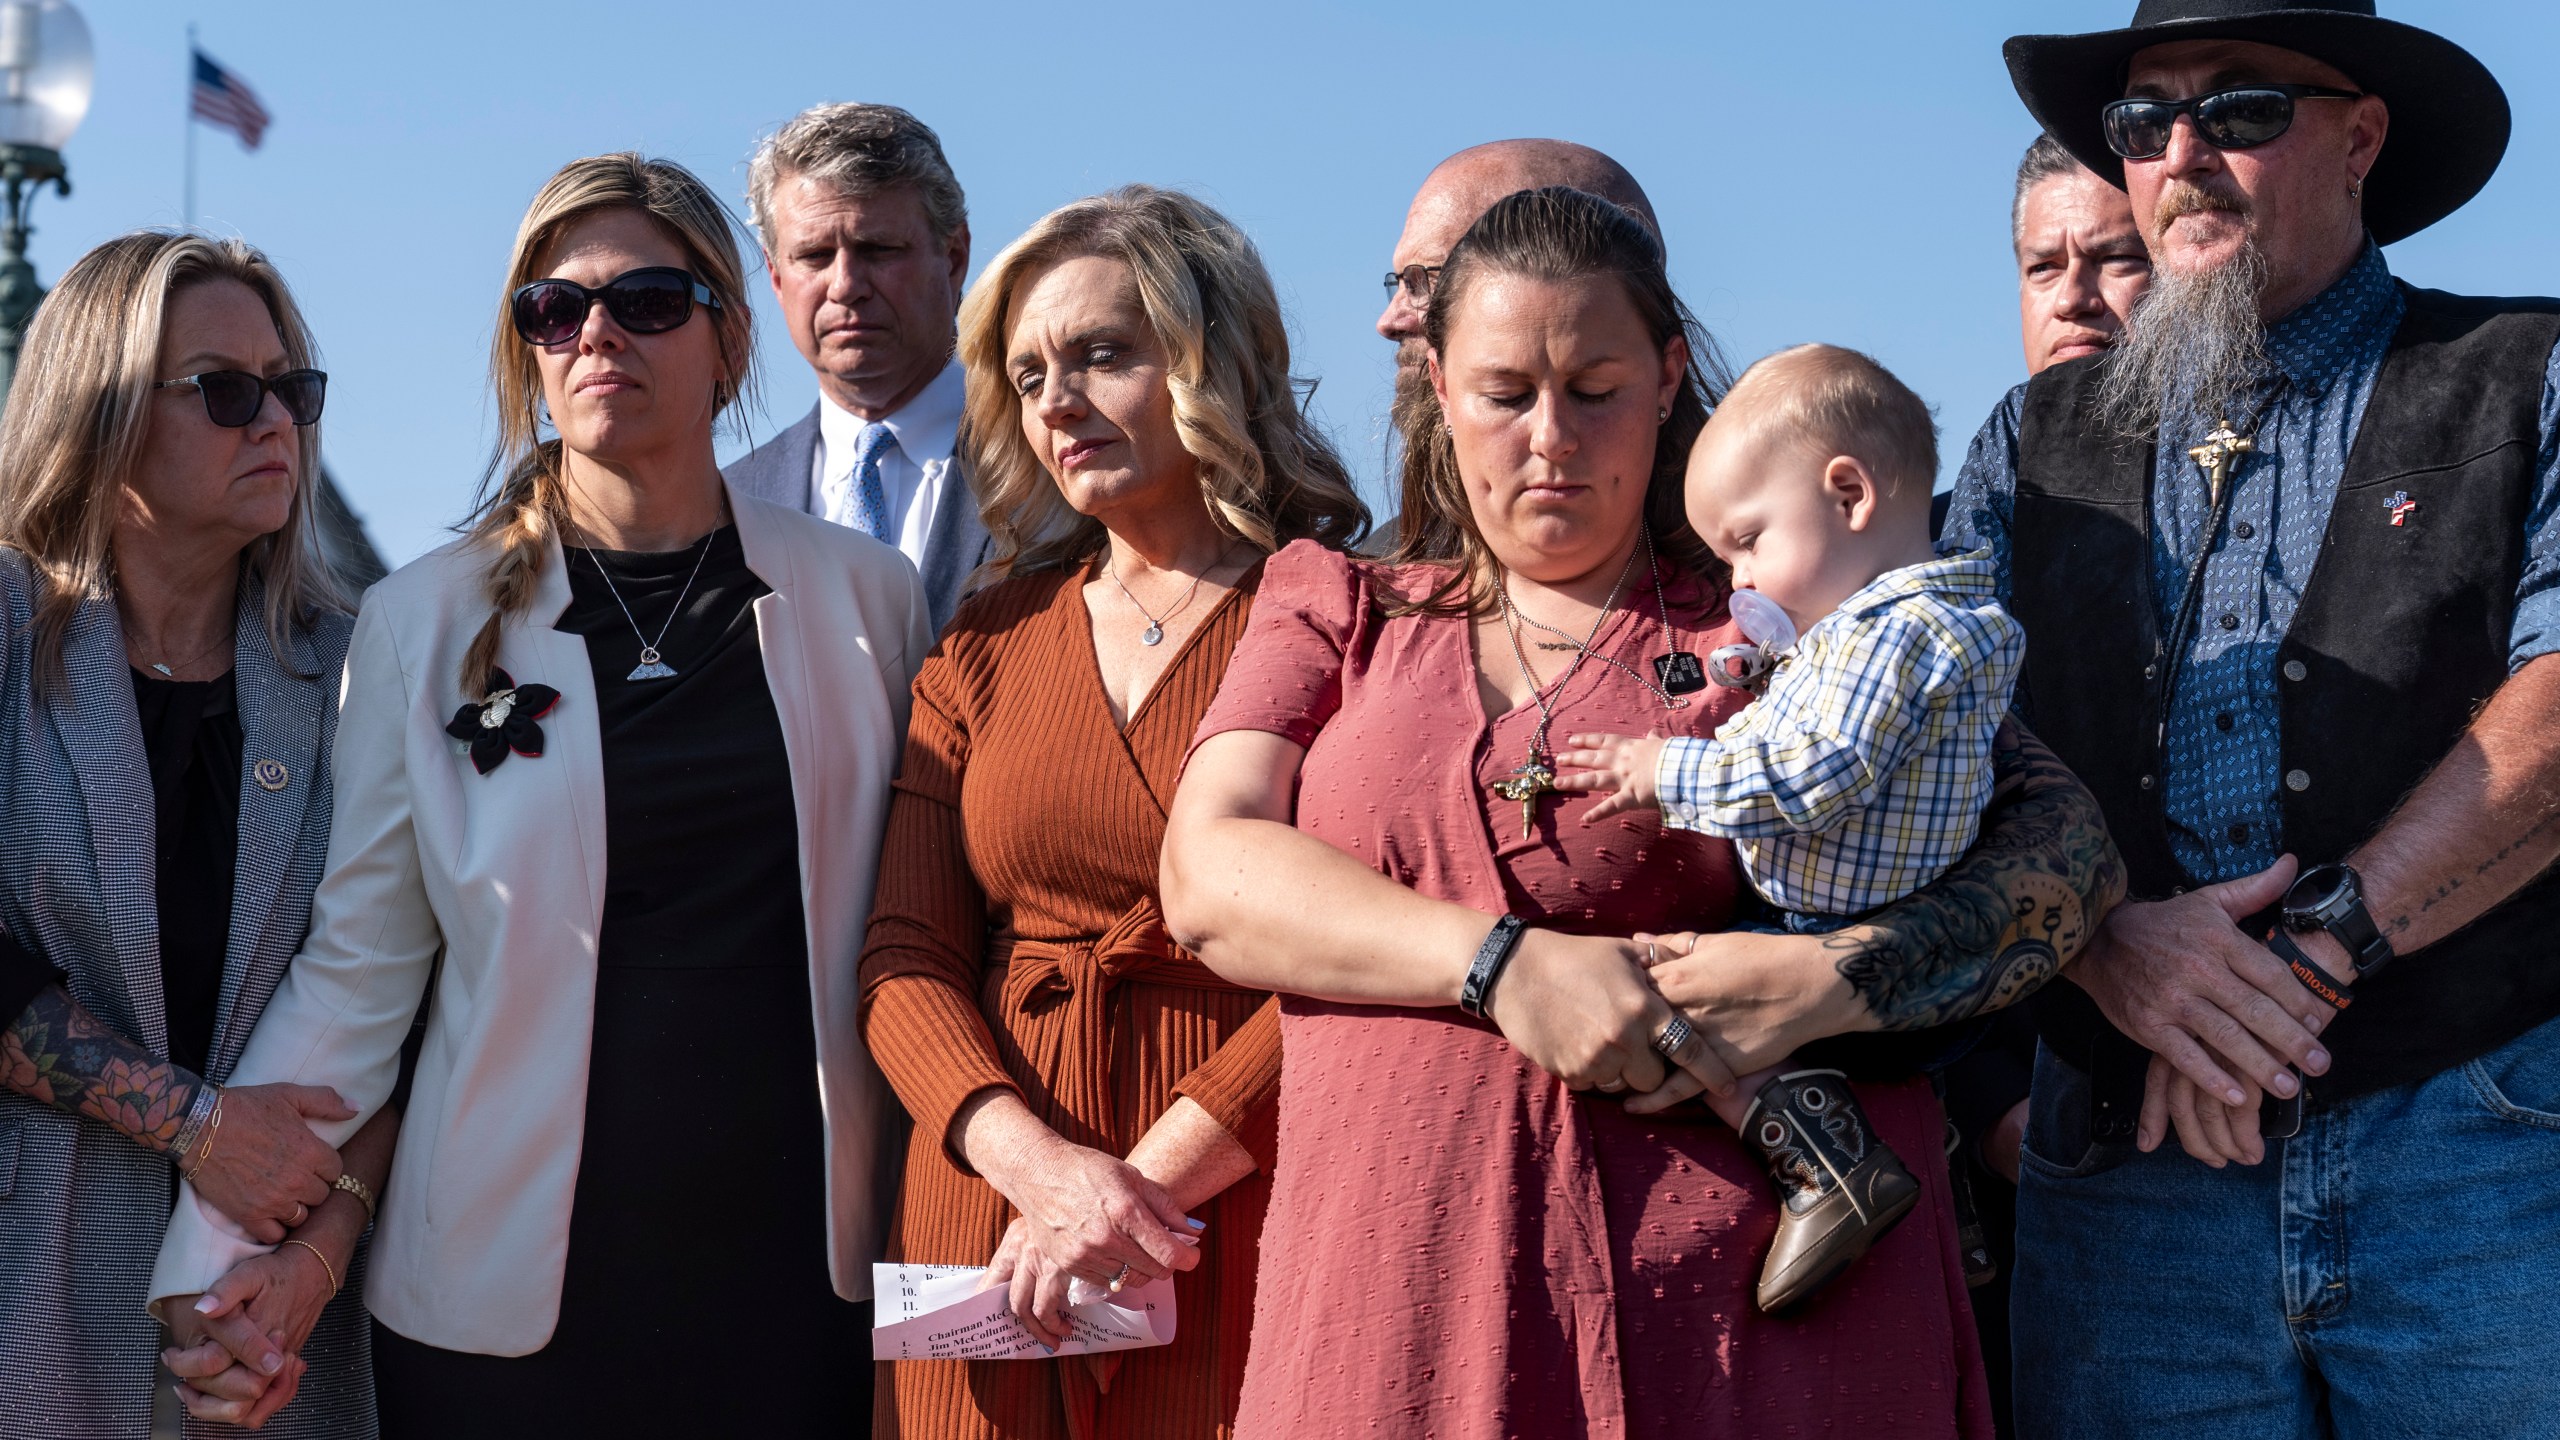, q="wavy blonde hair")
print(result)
[956,185,1367,577]
[0,230,343,691]
[455,152,757,696]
